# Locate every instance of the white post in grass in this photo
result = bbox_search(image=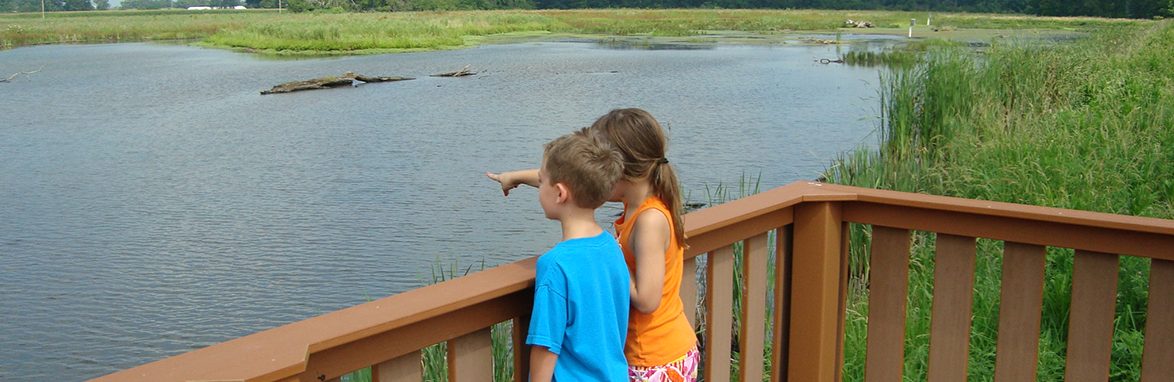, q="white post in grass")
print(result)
[928,13,932,26]
[909,19,915,38]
